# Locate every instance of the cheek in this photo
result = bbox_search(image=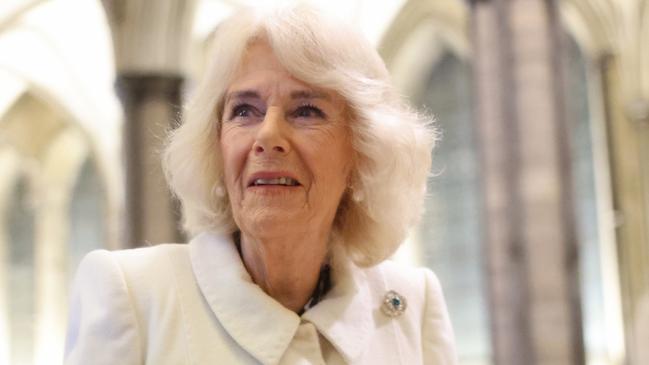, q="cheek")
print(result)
[329,129,353,177]
[311,139,353,191]
[220,132,251,189]
[220,147,237,184]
